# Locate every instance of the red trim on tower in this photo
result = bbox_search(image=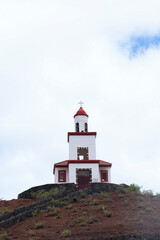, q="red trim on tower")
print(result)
[74,107,89,118]
[68,132,97,142]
